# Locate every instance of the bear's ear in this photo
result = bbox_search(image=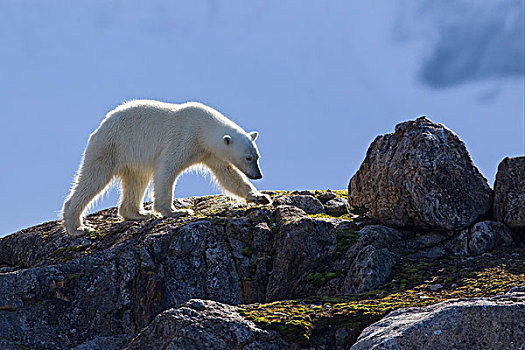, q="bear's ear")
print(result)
[249,131,259,141]
[223,135,232,145]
